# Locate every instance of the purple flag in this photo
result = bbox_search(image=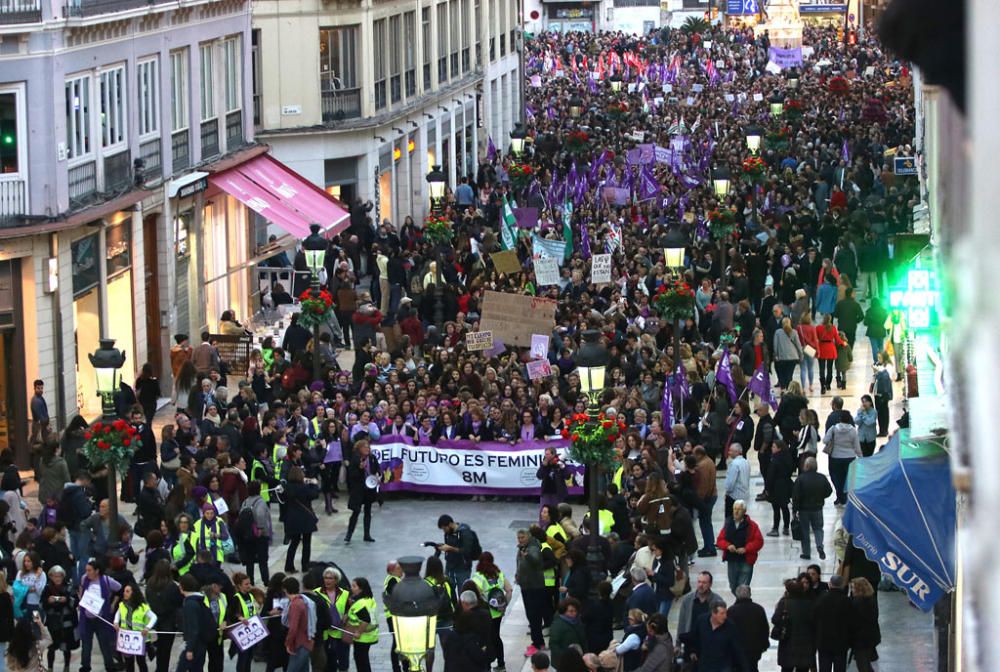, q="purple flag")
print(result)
[716,352,738,404]
[487,136,497,163]
[661,377,673,430]
[573,178,587,207]
[638,165,661,201]
[588,76,598,94]
[841,138,851,164]
[567,162,578,189]
[672,361,689,402]
[748,364,776,408]
[513,207,539,229]
[580,221,591,260]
